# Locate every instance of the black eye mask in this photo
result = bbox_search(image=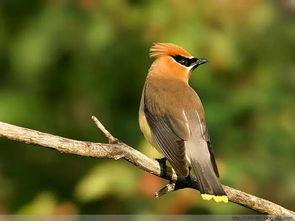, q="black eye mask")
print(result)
[172,55,198,67]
